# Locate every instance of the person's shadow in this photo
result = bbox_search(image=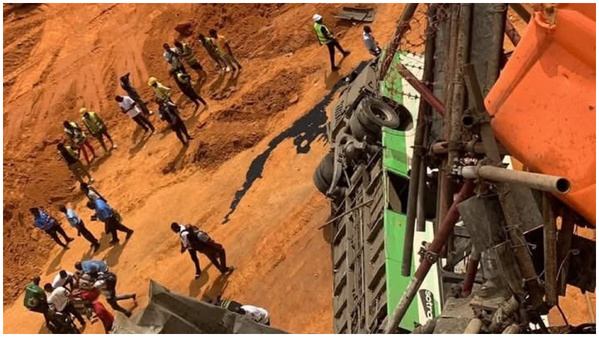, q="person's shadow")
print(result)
[128,132,152,160]
[164,144,190,173]
[87,154,111,172]
[46,248,68,274]
[208,72,226,93]
[202,272,232,300]
[325,70,343,90]
[188,263,212,297]
[103,237,130,267]
[221,70,241,92]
